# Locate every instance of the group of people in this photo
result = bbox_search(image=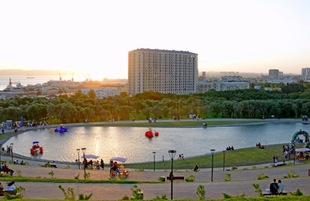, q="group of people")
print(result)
[0,162,14,176]
[269,179,285,194]
[109,160,129,177]
[226,146,235,151]
[83,159,104,170]
[256,142,265,149]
